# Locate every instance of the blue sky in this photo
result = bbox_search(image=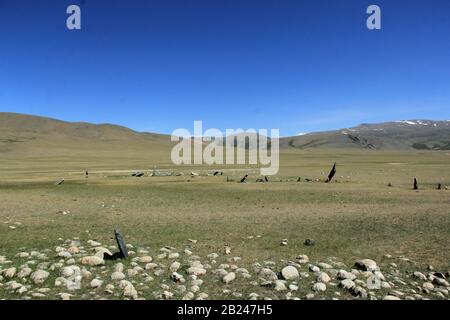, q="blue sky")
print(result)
[1,0,449,136]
